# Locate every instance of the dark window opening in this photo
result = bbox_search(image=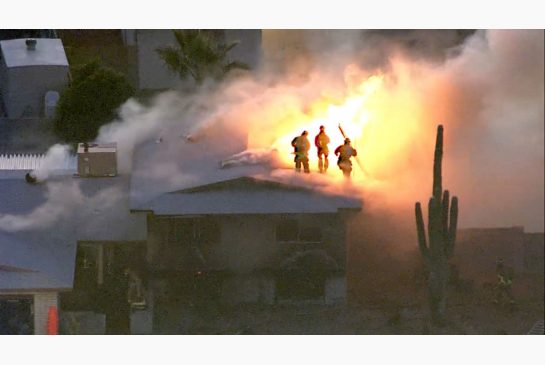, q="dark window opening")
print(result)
[158,218,221,269]
[0,297,34,335]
